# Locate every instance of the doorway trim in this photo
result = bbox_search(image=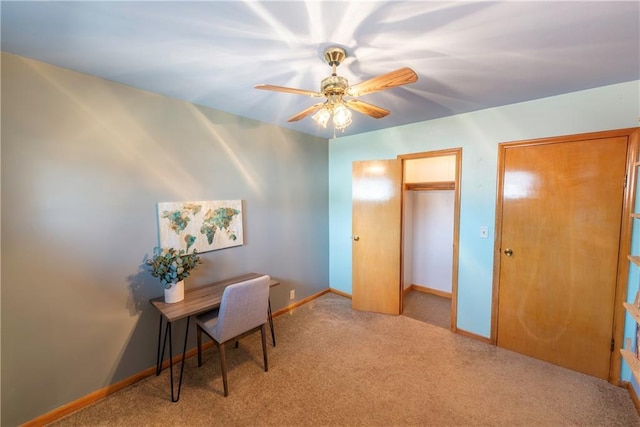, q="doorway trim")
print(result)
[398,148,462,331]
[490,128,639,383]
